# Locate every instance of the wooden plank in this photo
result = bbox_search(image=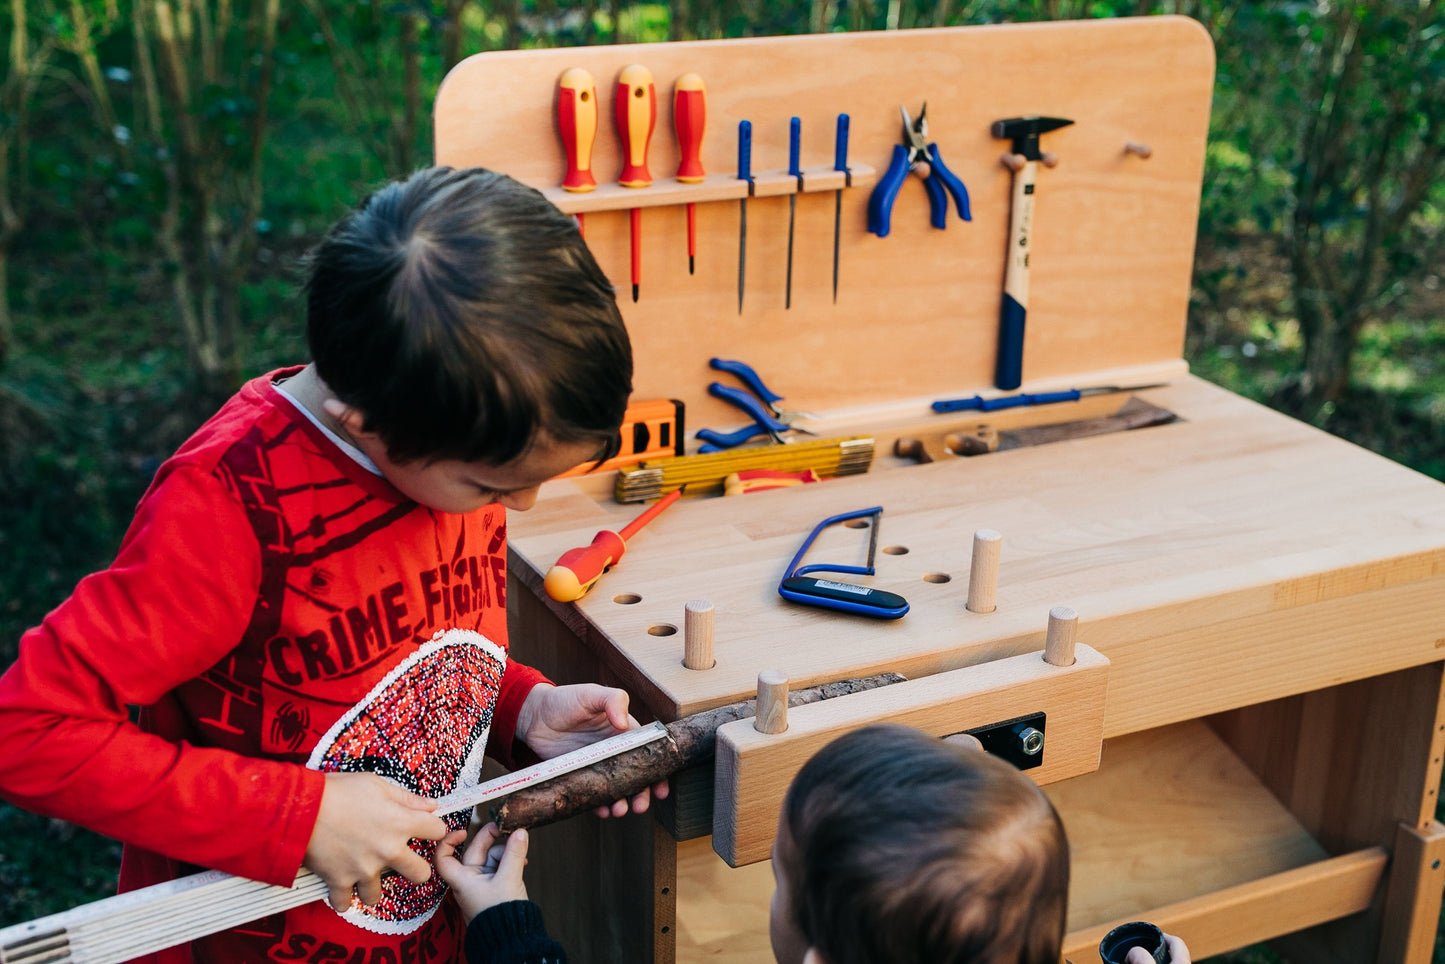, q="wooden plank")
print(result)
[1060,848,1387,963]
[1377,820,1445,964]
[434,18,1214,419]
[713,645,1108,866]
